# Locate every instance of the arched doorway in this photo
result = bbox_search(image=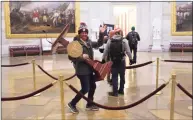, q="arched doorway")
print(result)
[112,3,137,36]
